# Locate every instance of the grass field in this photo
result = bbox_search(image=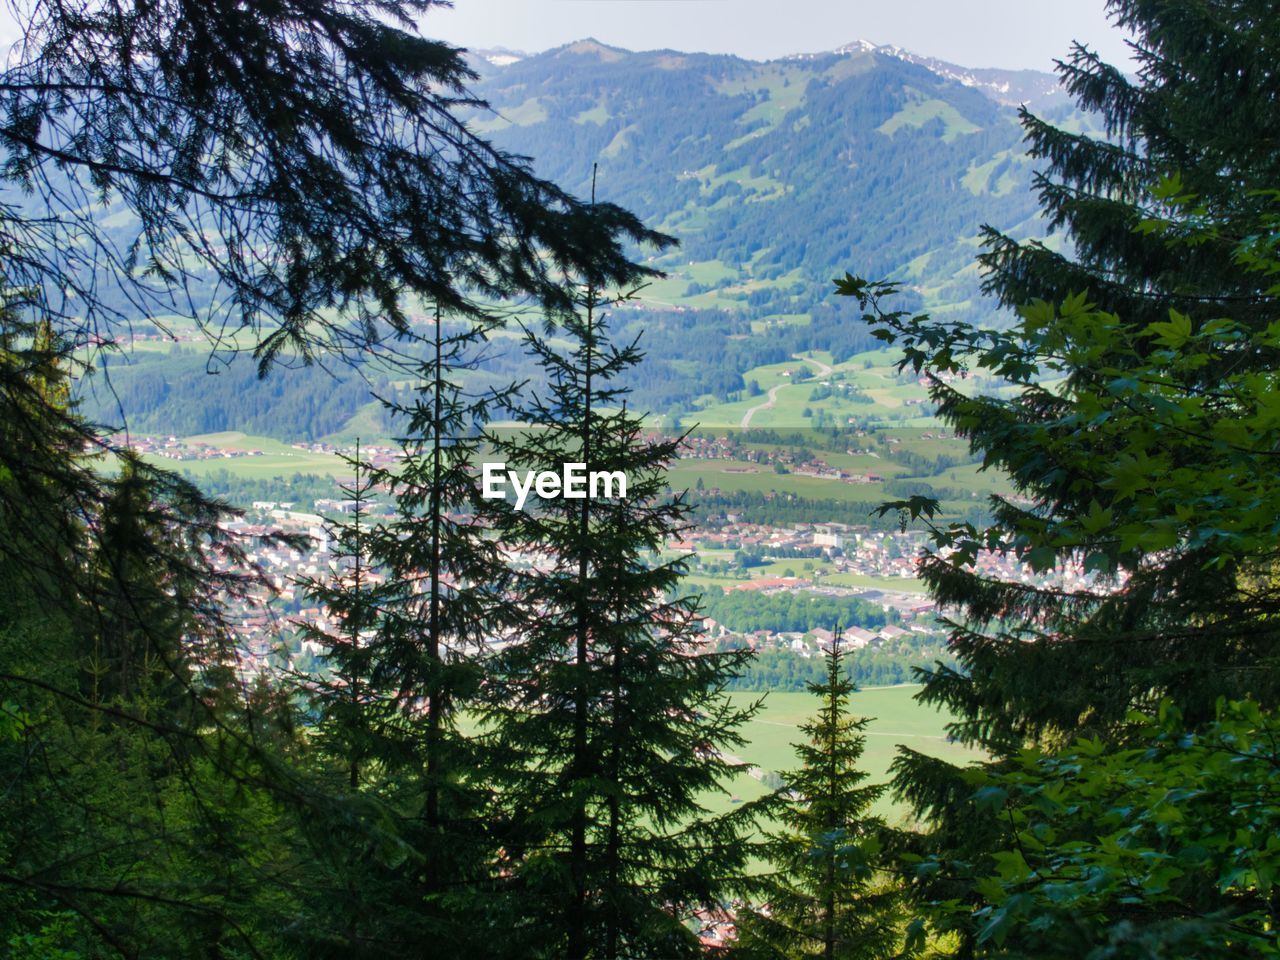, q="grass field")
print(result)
[714,64,810,137]
[667,458,893,503]
[822,571,929,593]
[688,348,940,432]
[707,684,979,825]
[877,94,980,142]
[461,683,976,831]
[137,432,353,480]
